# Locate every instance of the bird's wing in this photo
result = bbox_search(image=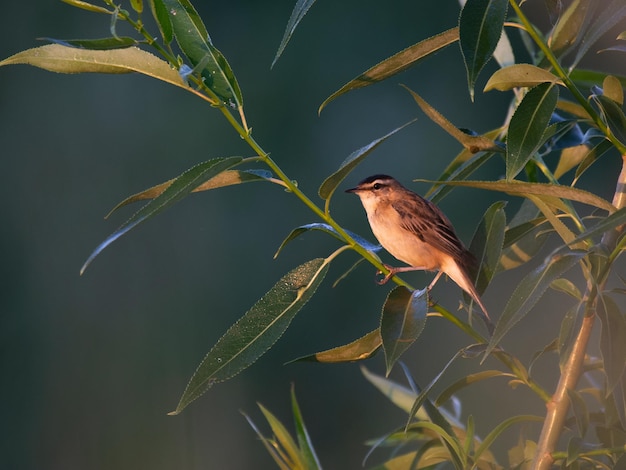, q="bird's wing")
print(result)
[391,193,475,268]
